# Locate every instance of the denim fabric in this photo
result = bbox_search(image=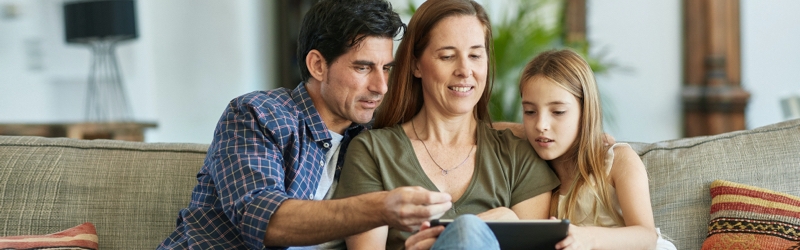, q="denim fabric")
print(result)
[432,215,500,250]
